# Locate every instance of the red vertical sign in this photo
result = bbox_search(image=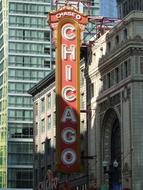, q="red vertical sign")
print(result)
[48,6,88,173]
